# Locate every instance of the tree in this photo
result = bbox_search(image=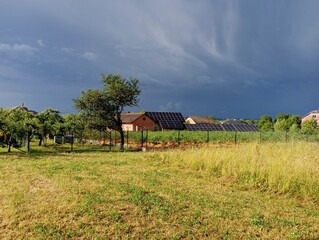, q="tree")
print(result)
[36,109,63,146]
[301,119,318,134]
[274,114,301,132]
[274,119,289,132]
[74,73,141,150]
[258,115,274,131]
[4,107,36,152]
[62,113,85,137]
